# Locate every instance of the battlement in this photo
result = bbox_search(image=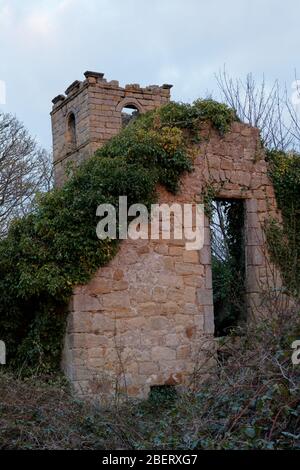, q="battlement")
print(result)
[52,71,172,110]
[51,71,172,186]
